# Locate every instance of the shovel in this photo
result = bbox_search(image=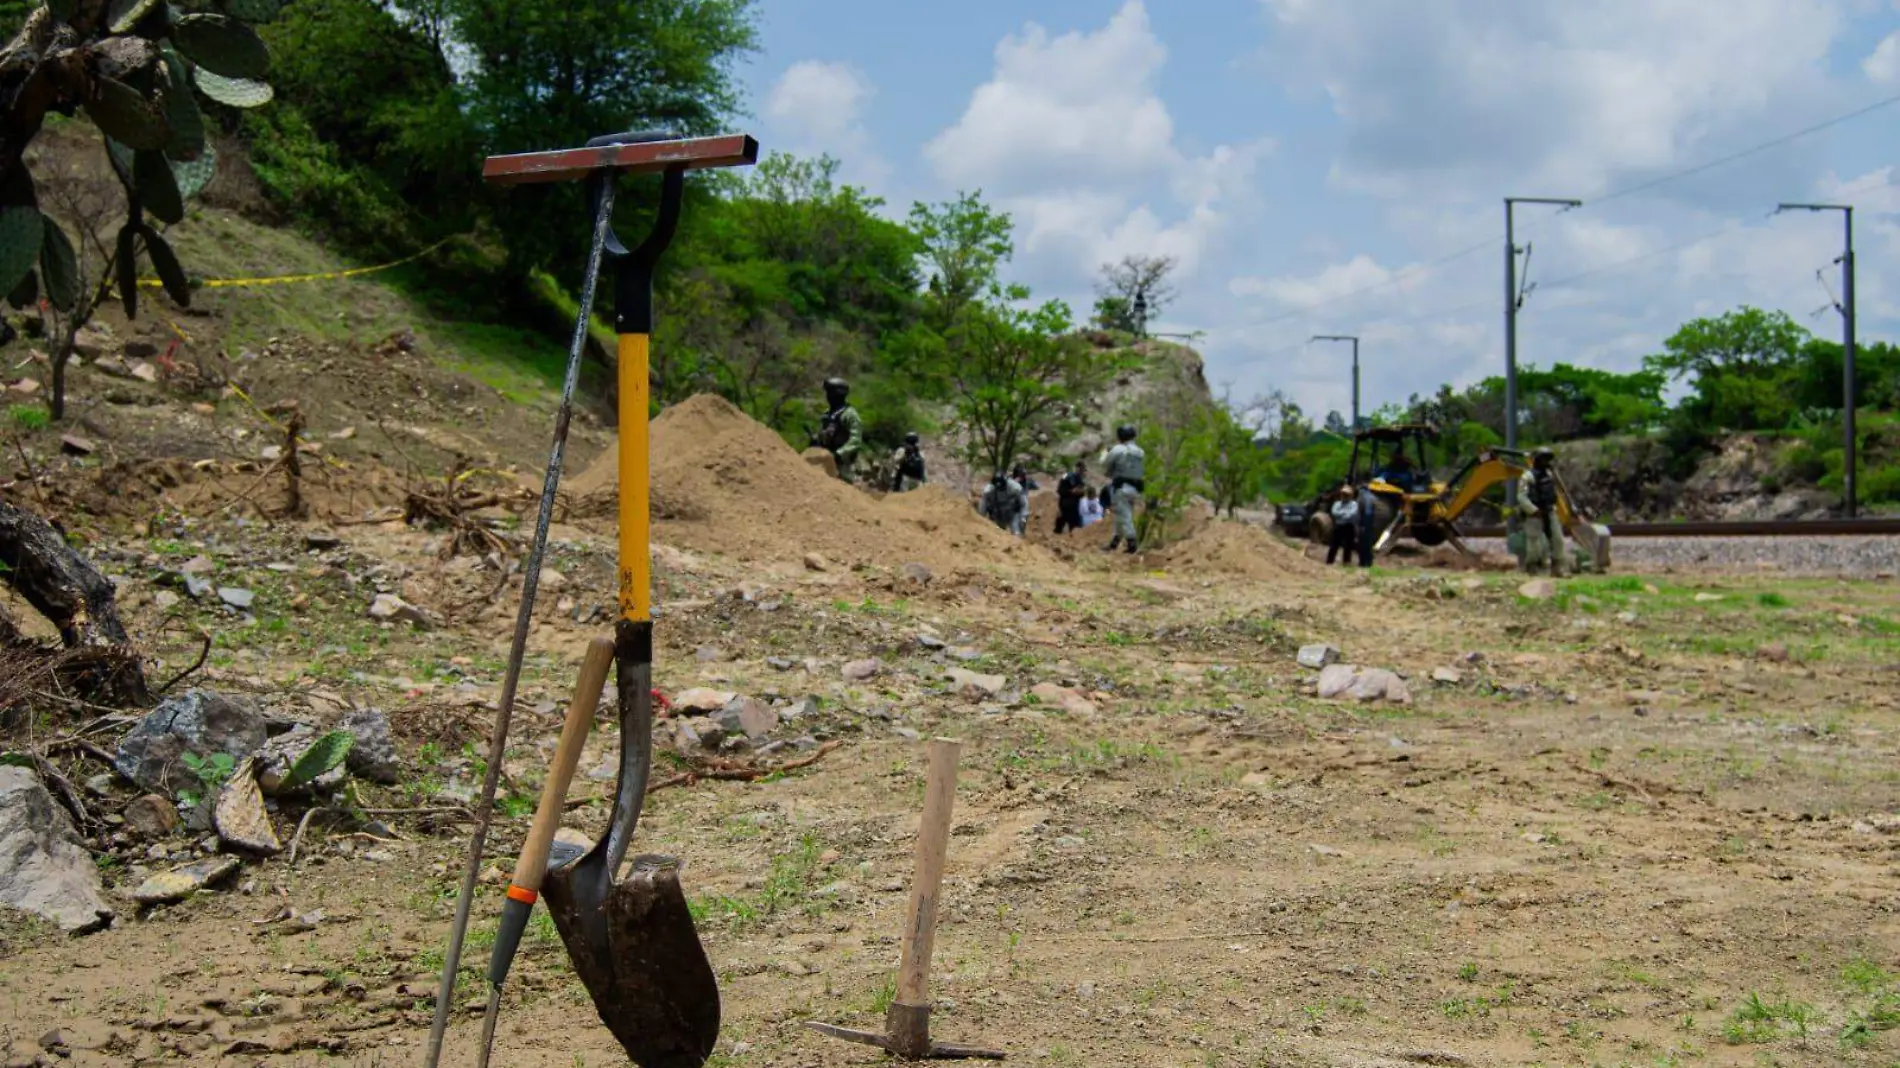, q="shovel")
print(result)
[494,131,755,1068]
